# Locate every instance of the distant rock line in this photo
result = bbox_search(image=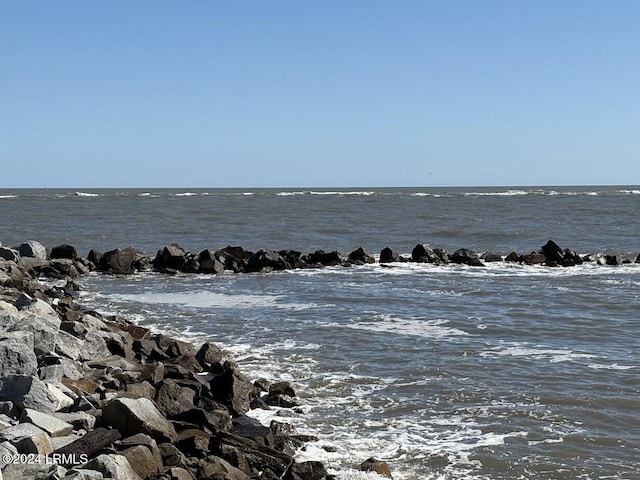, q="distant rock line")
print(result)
[1,239,639,281]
